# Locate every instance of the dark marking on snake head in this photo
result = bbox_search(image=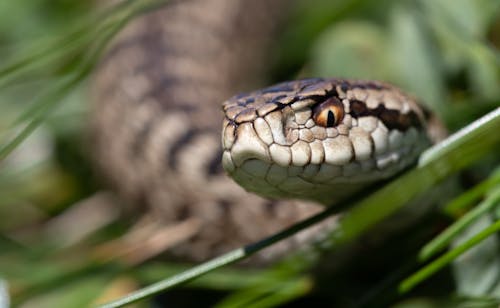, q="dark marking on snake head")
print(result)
[234,108,257,123]
[237,97,255,107]
[379,109,401,130]
[340,82,349,93]
[363,81,385,90]
[245,97,255,104]
[349,100,423,131]
[349,100,370,117]
[235,92,248,99]
[261,82,295,93]
[379,108,422,131]
[419,103,433,121]
[298,78,326,90]
[270,95,287,104]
